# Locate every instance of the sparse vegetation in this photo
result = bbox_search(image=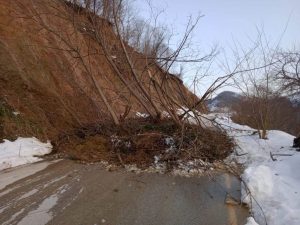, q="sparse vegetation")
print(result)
[0,98,46,141]
[231,93,300,136]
